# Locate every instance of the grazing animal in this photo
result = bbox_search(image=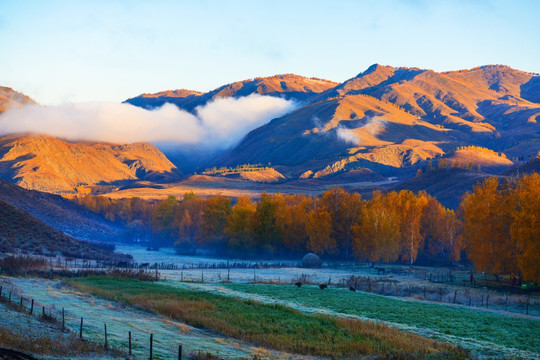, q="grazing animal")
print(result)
[319,283,327,290]
[295,282,302,287]
[349,286,357,292]
[139,263,149,268]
